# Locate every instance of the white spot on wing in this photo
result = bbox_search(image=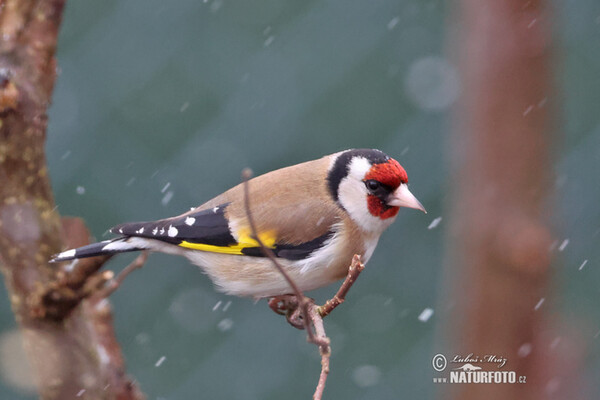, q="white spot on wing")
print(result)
[168,225,178,237]
[136,227,144,234]
[159,228,165,235]
[185,217,195,226]
[212,206,219,213]
[152,228,158,235]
